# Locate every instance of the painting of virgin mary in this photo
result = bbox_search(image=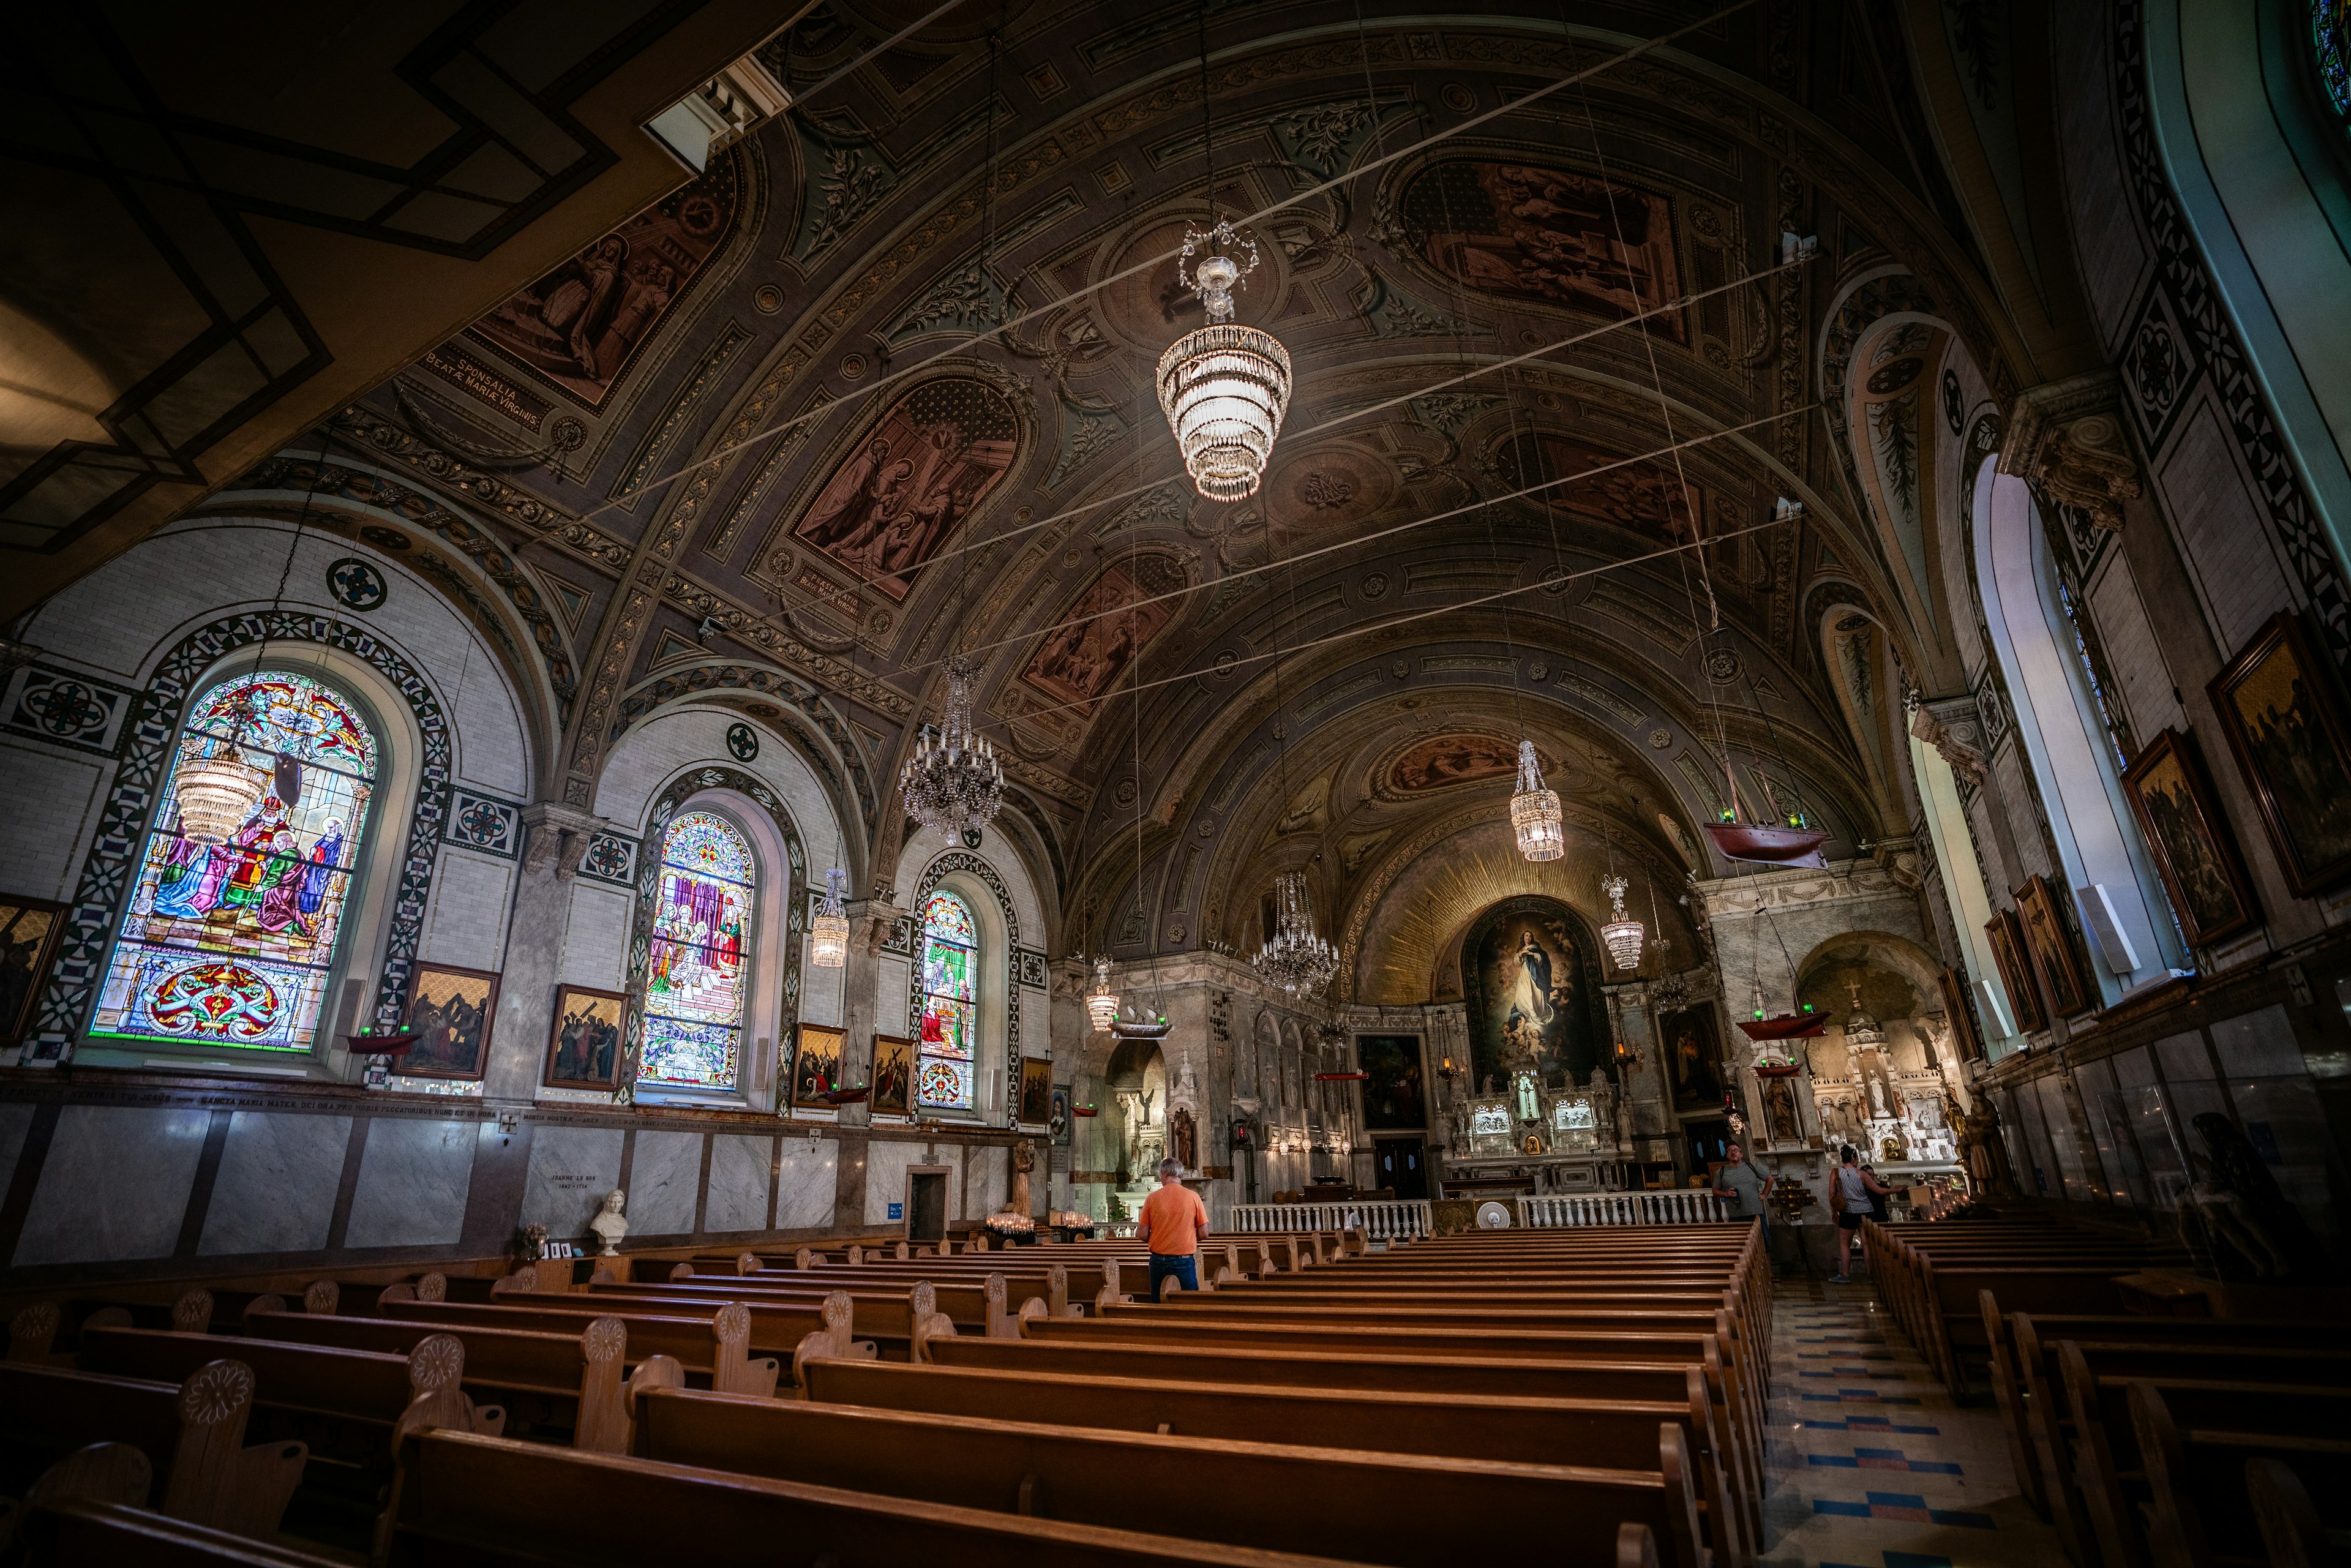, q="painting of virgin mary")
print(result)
[1461,896,1606,1093]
